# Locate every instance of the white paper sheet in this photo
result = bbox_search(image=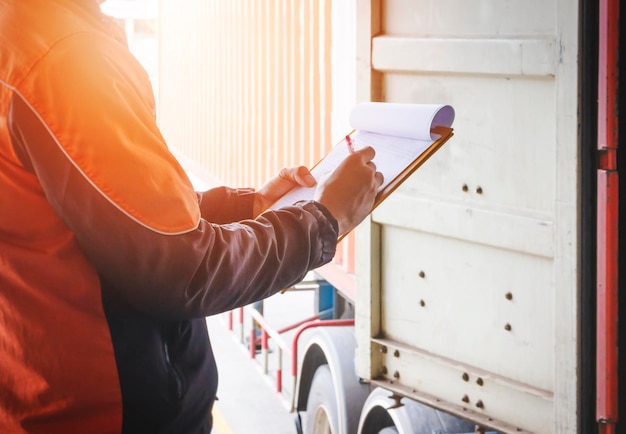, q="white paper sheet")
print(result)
[270,103,454,210]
